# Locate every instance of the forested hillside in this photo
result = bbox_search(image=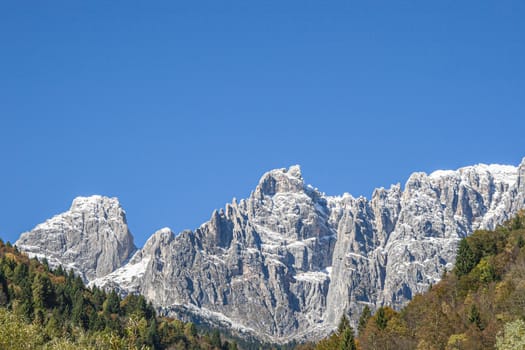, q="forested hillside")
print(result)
[5,212,525,350]
[305,212,525,350]
[0,240,239,350]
